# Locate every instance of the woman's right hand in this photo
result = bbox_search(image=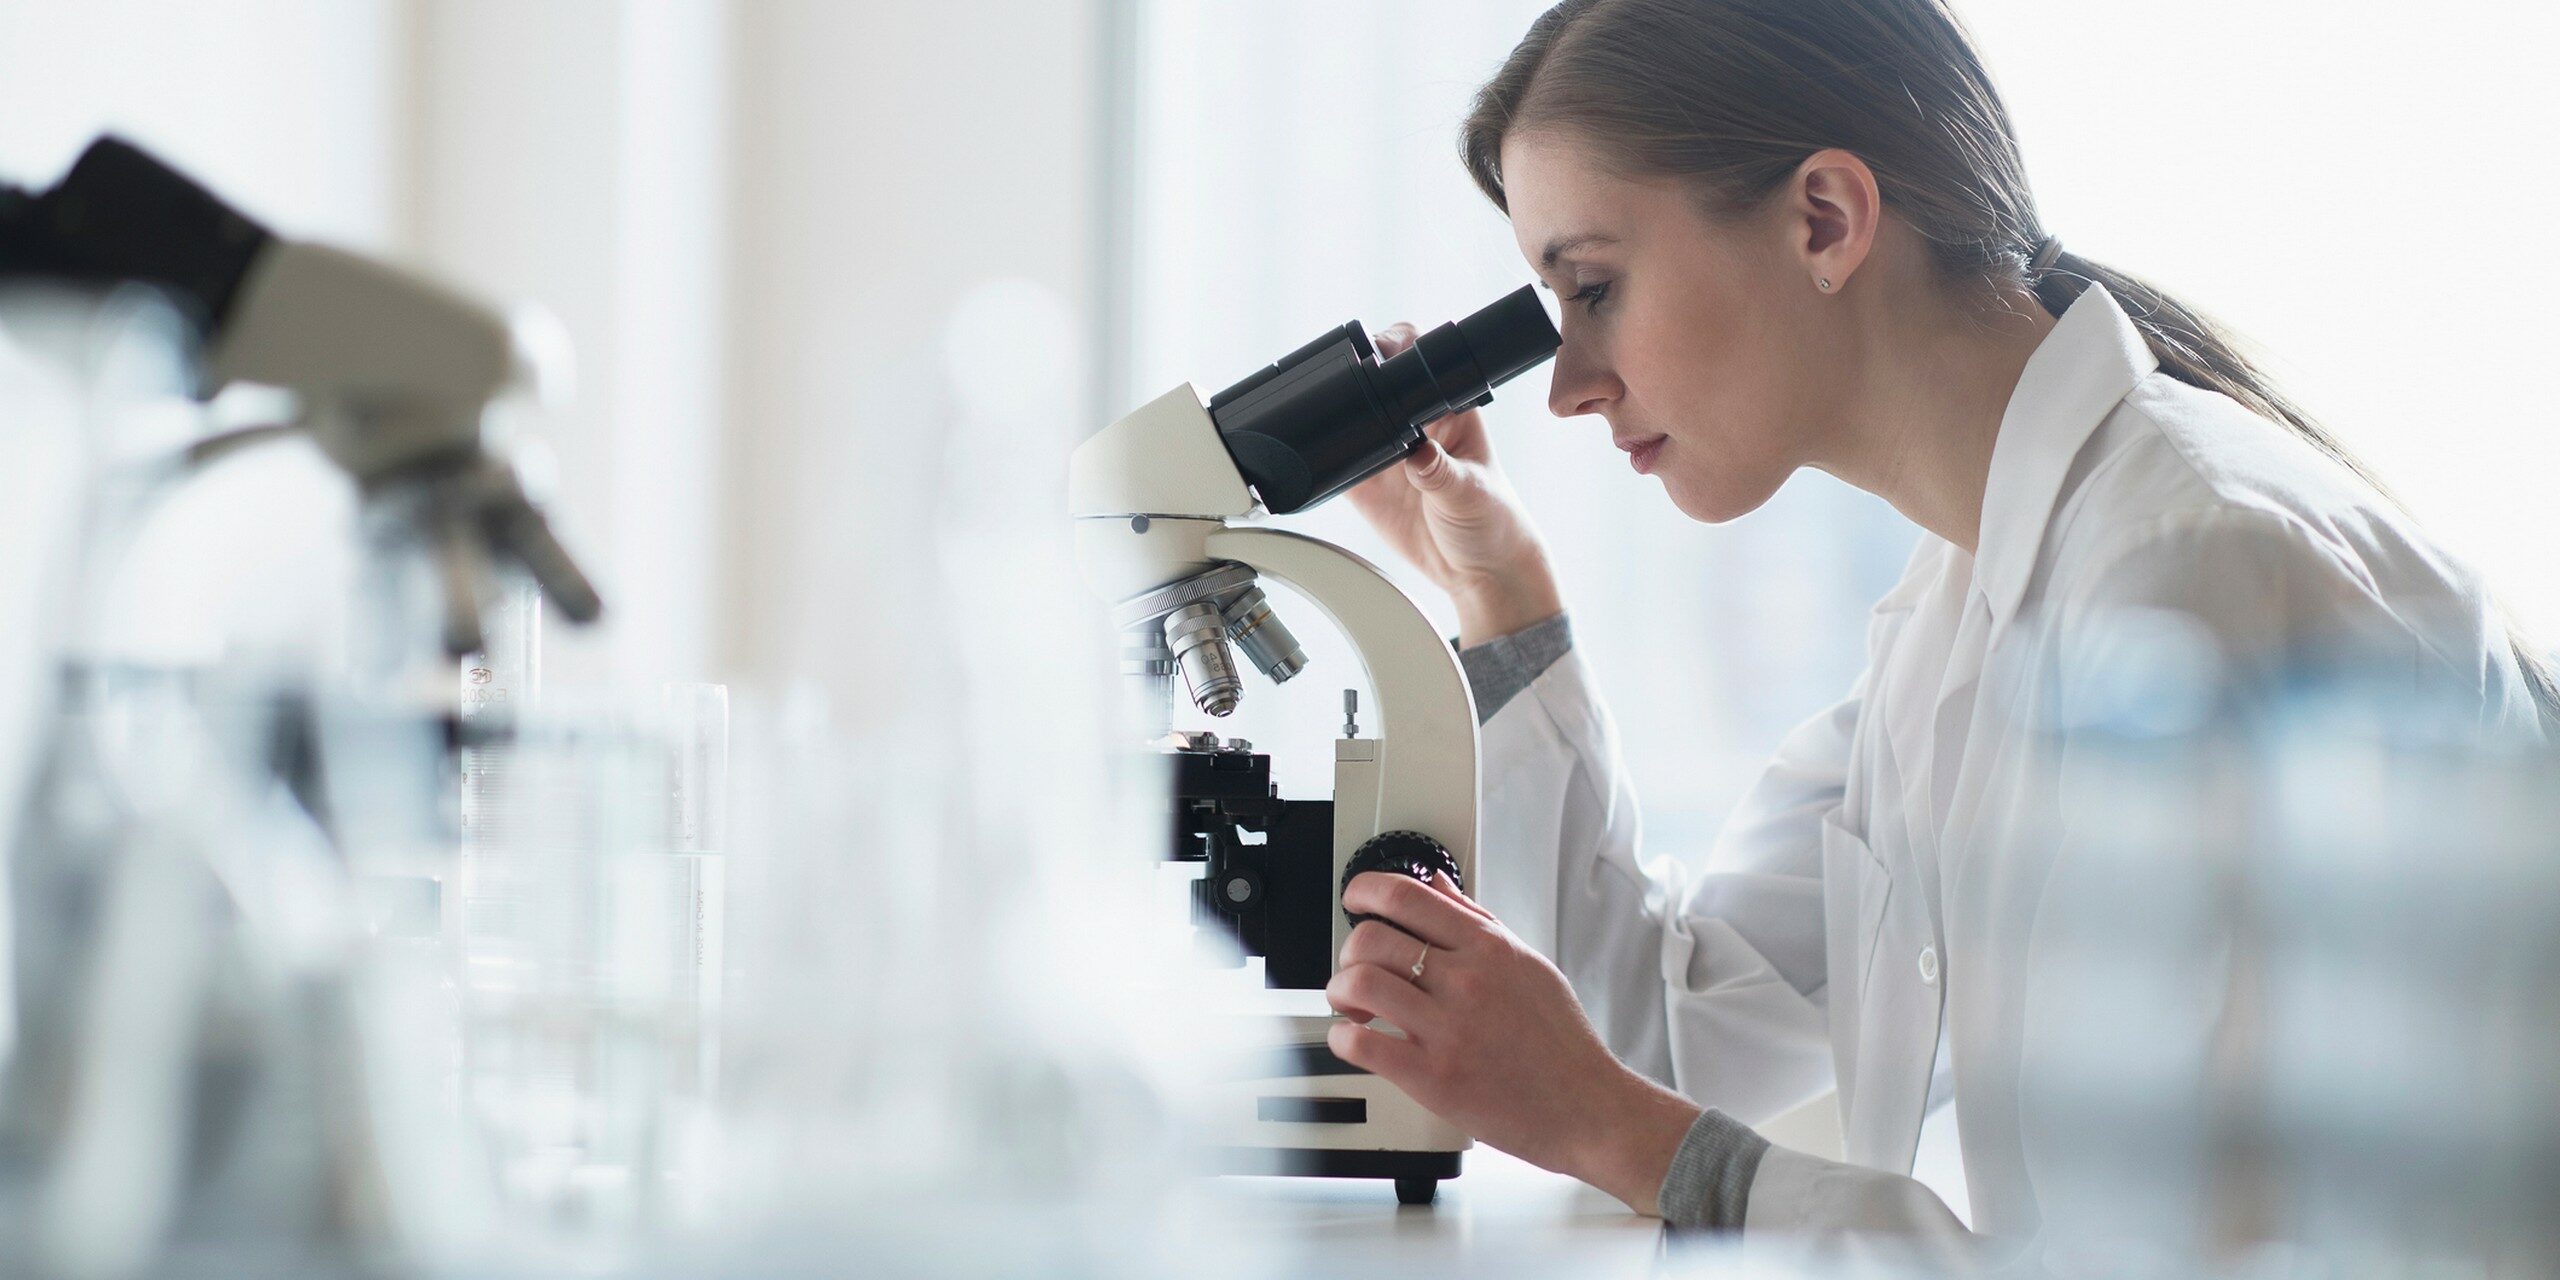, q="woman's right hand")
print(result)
[1347,323,1565,646]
